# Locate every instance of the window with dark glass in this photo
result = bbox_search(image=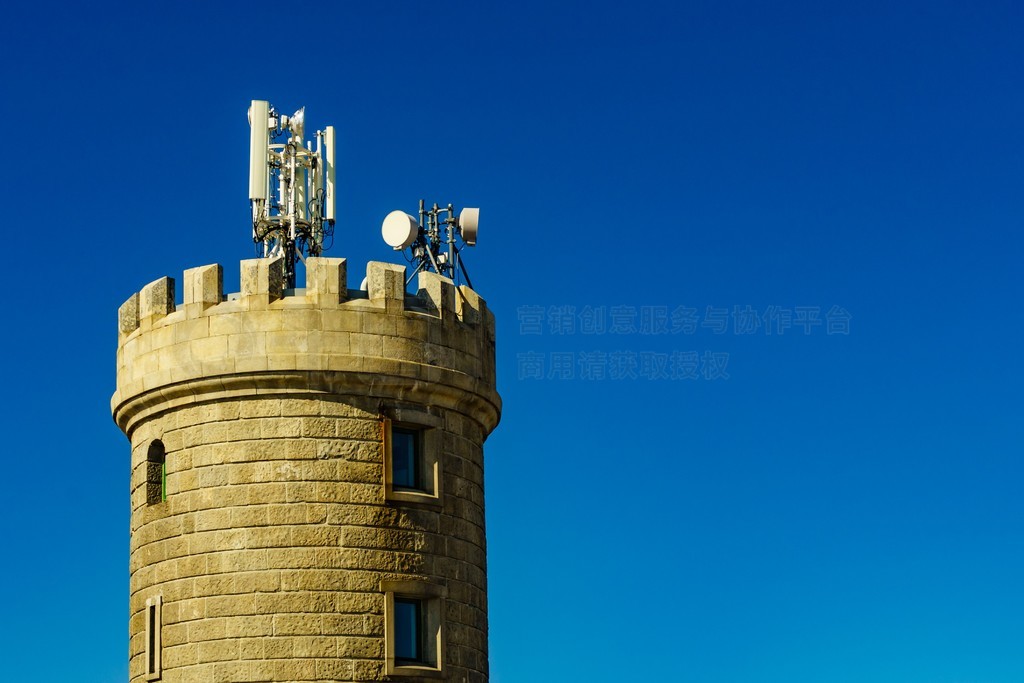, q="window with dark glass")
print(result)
[391,427,421,490]
[383,414,440,506]
[144,595,162,680]
[383,580,444,674]
[394,597,424,664]
[147,602,158,673]
[146,440,166,505]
